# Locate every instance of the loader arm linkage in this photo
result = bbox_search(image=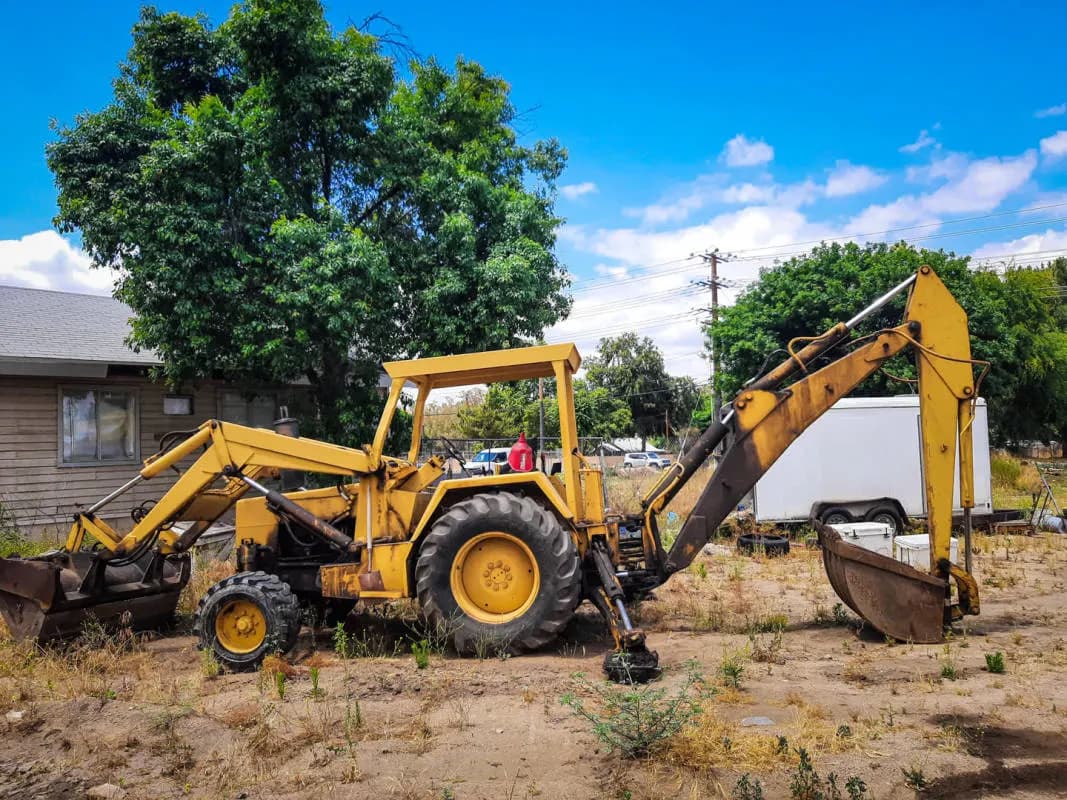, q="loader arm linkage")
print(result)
[637,265,982,643]
[0,420,377,641]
